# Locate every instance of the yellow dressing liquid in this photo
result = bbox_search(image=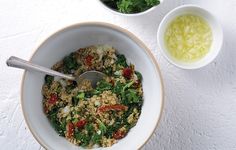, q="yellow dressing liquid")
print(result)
[164,14,213,62]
